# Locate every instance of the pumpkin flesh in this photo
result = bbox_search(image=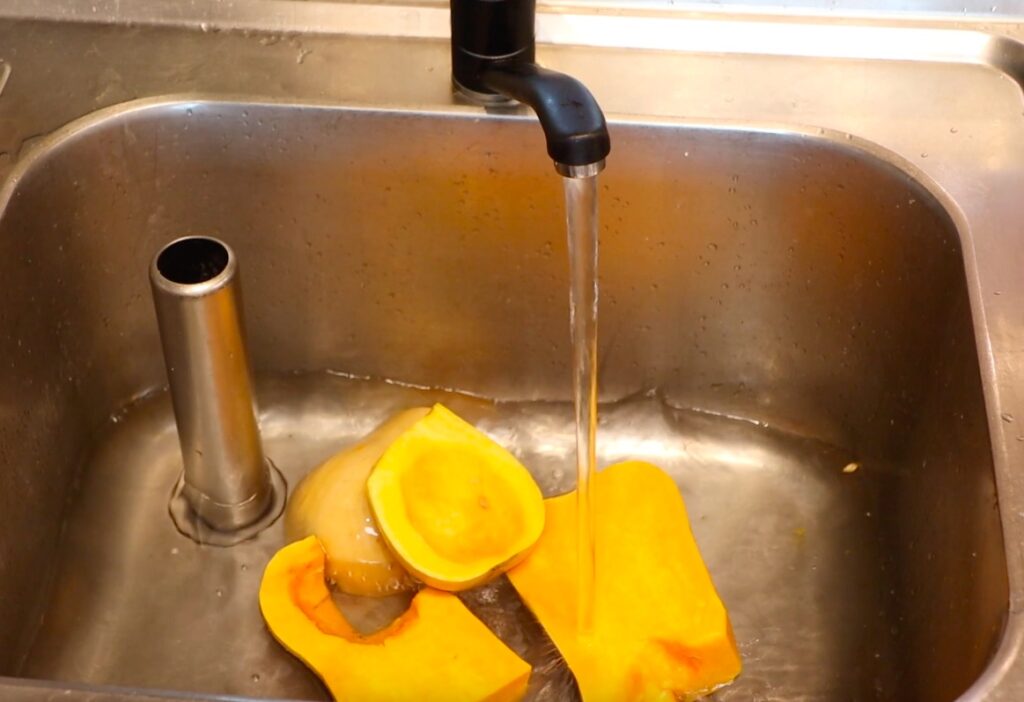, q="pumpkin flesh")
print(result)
[259,535,531,702]
[507,461,741,701]
[368,404,545,591]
